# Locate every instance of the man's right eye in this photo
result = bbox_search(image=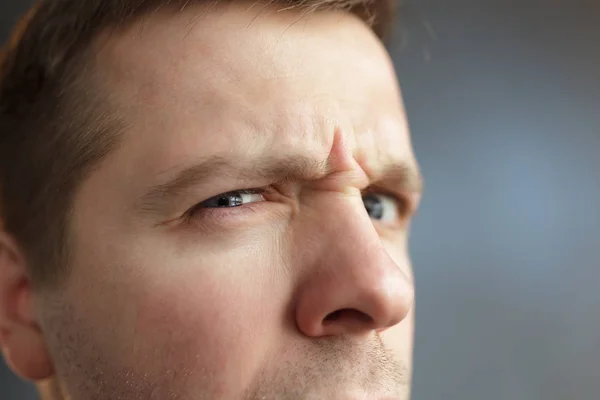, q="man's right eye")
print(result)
[200,190,266,208]
[184,189,268,224]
